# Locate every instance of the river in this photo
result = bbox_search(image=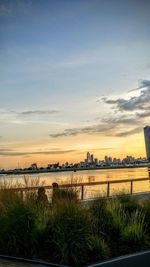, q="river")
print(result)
[0,167,150,199]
